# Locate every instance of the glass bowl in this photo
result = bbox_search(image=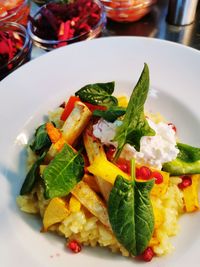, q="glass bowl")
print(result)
[101,0,157,22]
[27,0,107,51]
[0,22,32,80]
[0,0,30,26]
